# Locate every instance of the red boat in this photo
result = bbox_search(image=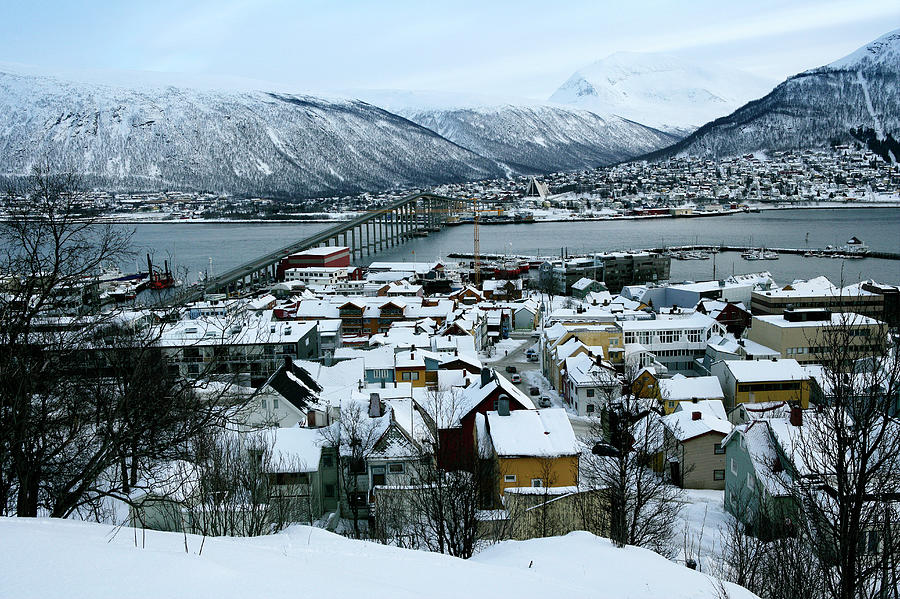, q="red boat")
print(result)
[145,255,176,290]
